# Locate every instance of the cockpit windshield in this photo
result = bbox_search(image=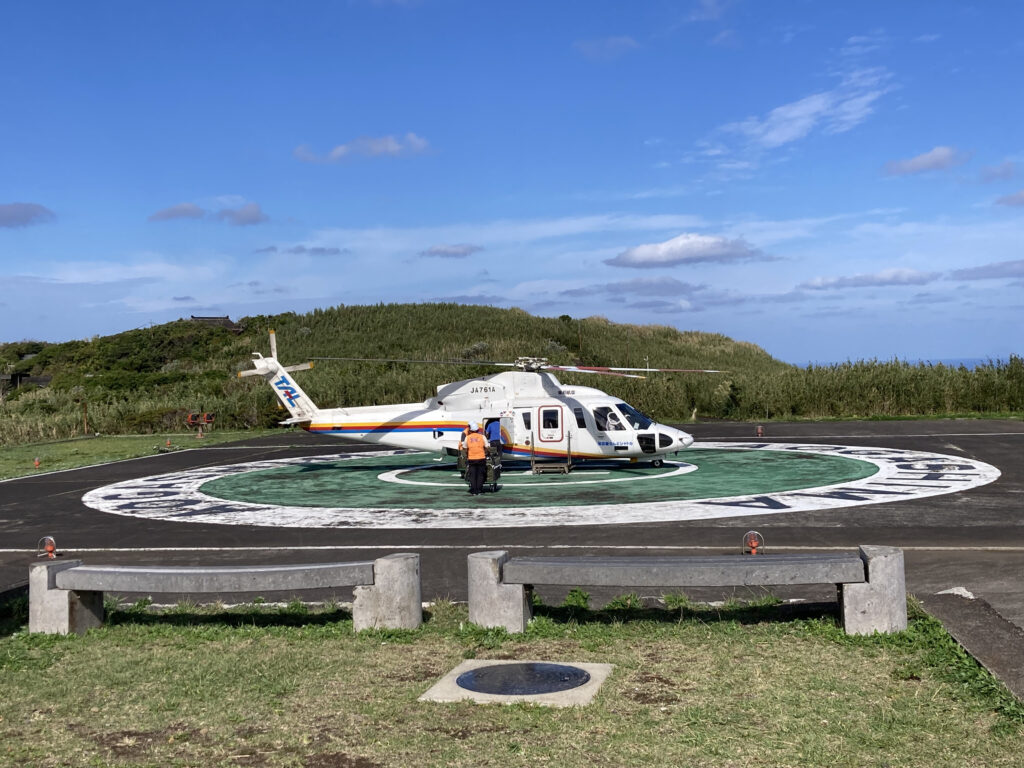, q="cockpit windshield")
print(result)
[615,402,654,430]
